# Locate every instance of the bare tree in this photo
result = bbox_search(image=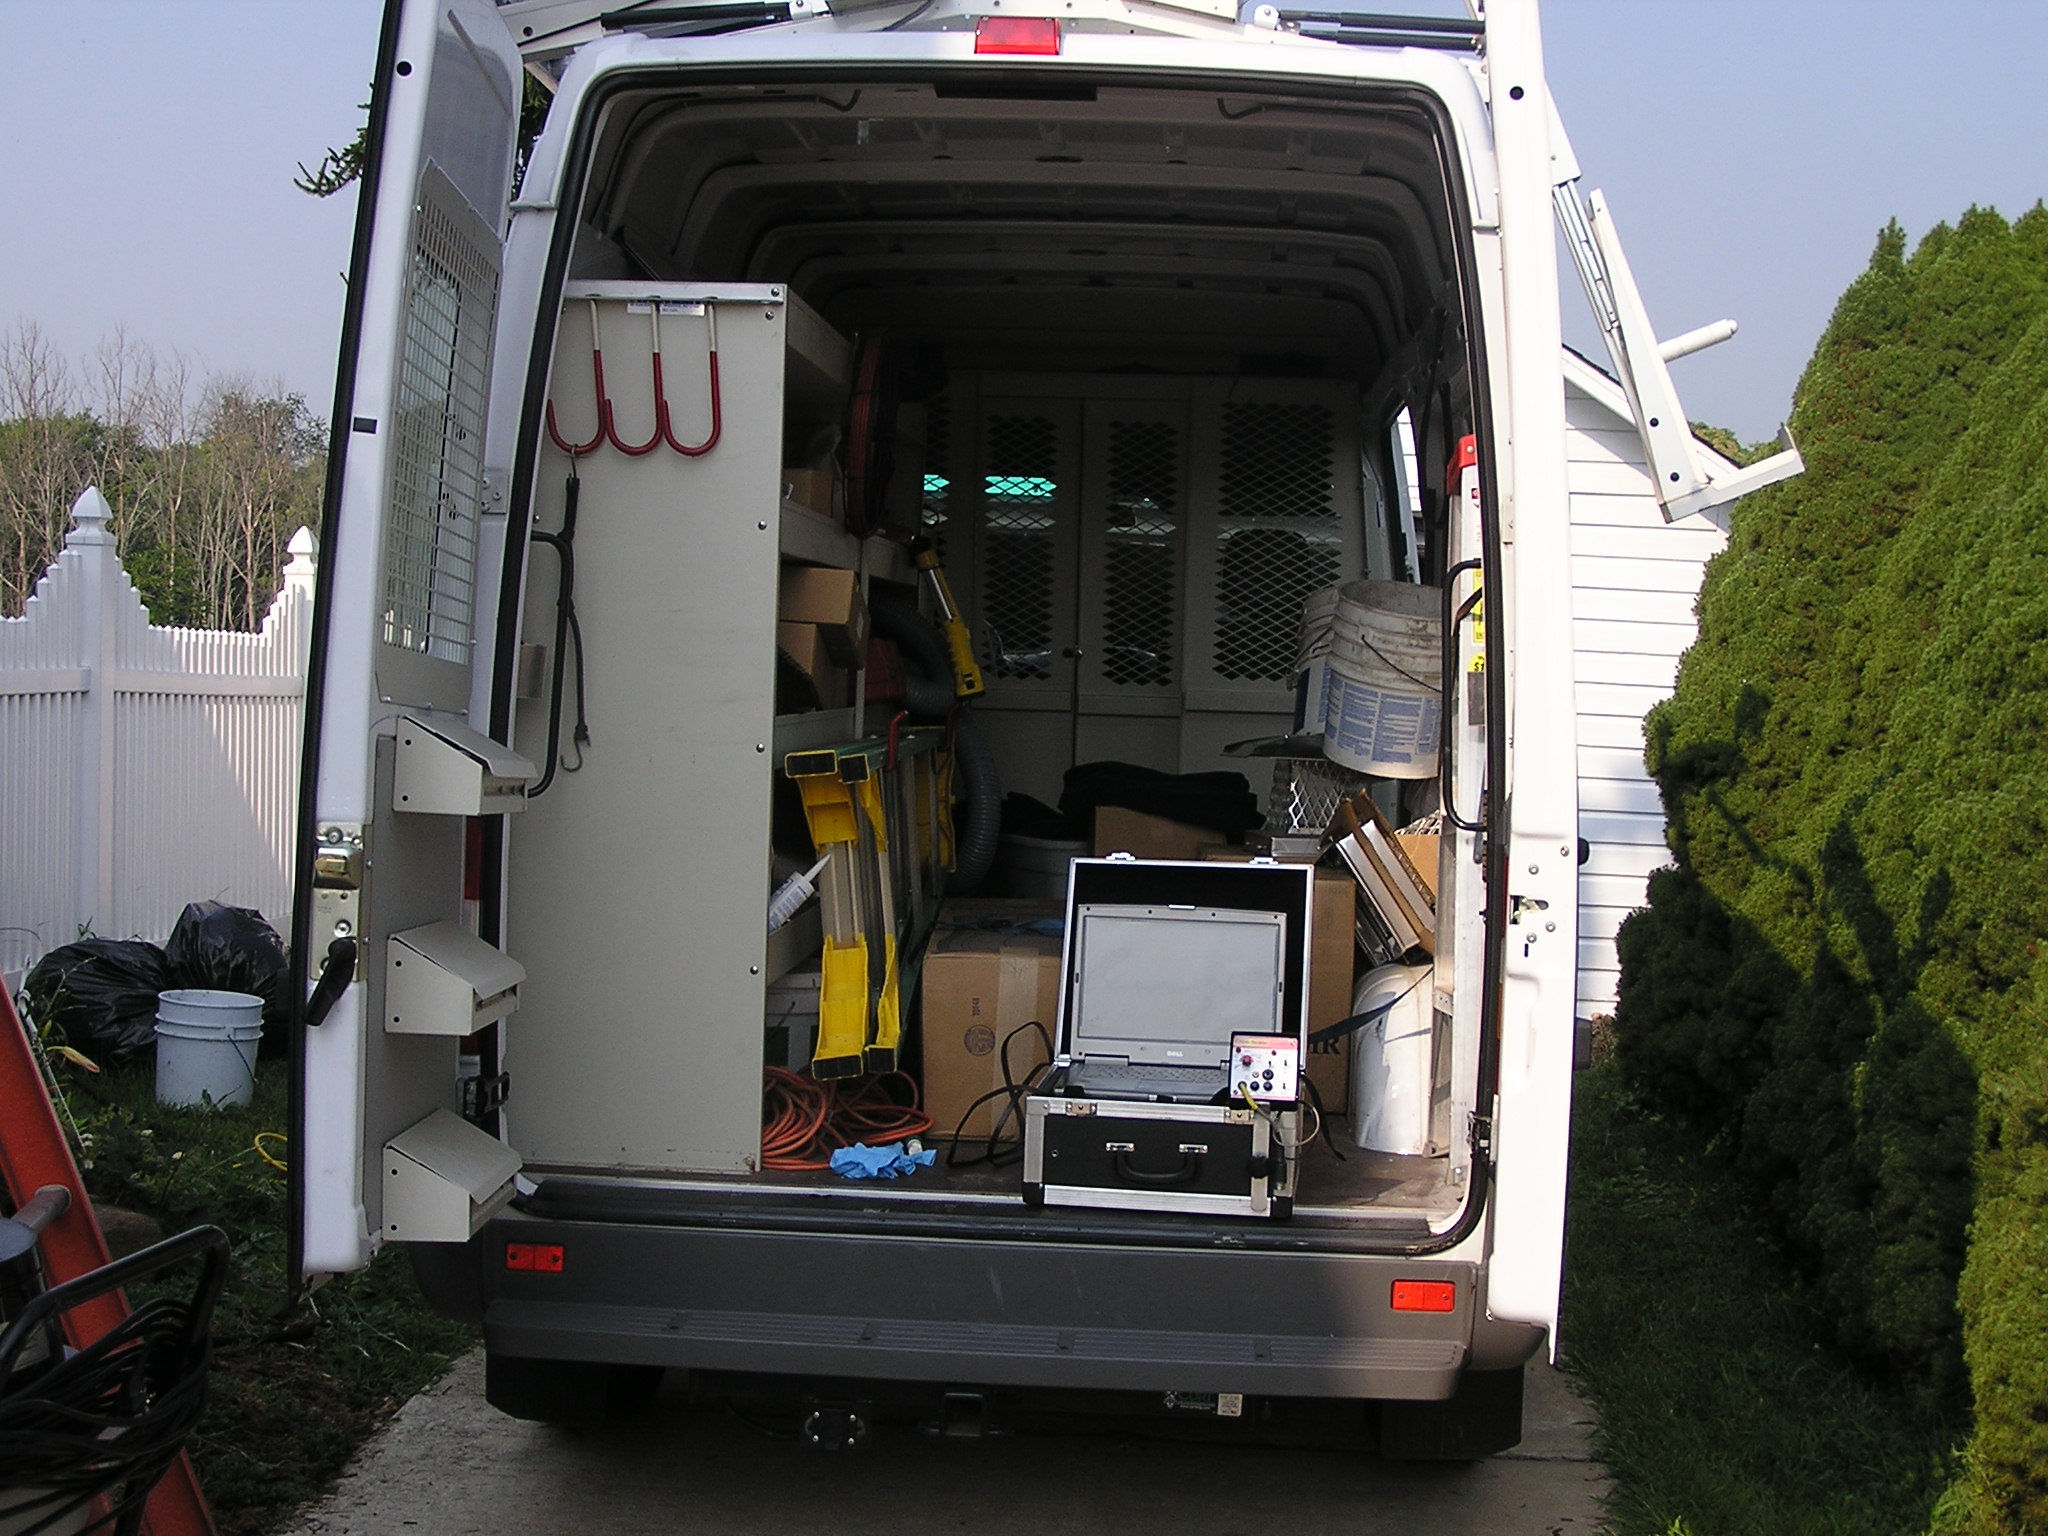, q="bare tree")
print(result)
[0,323,97,613]
[0,327,323,626]
[193,380,324,629]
